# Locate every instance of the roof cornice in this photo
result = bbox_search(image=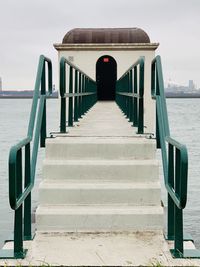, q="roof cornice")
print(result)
[53,43,159,51]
